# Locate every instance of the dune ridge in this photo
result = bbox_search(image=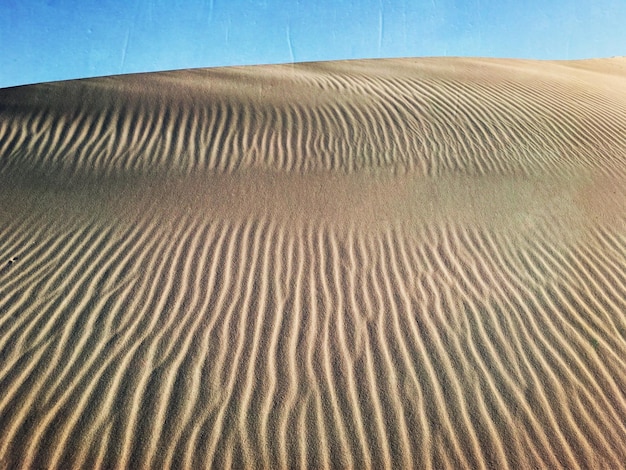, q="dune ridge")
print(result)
[2,58,626,179]
[1,57,626,469]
